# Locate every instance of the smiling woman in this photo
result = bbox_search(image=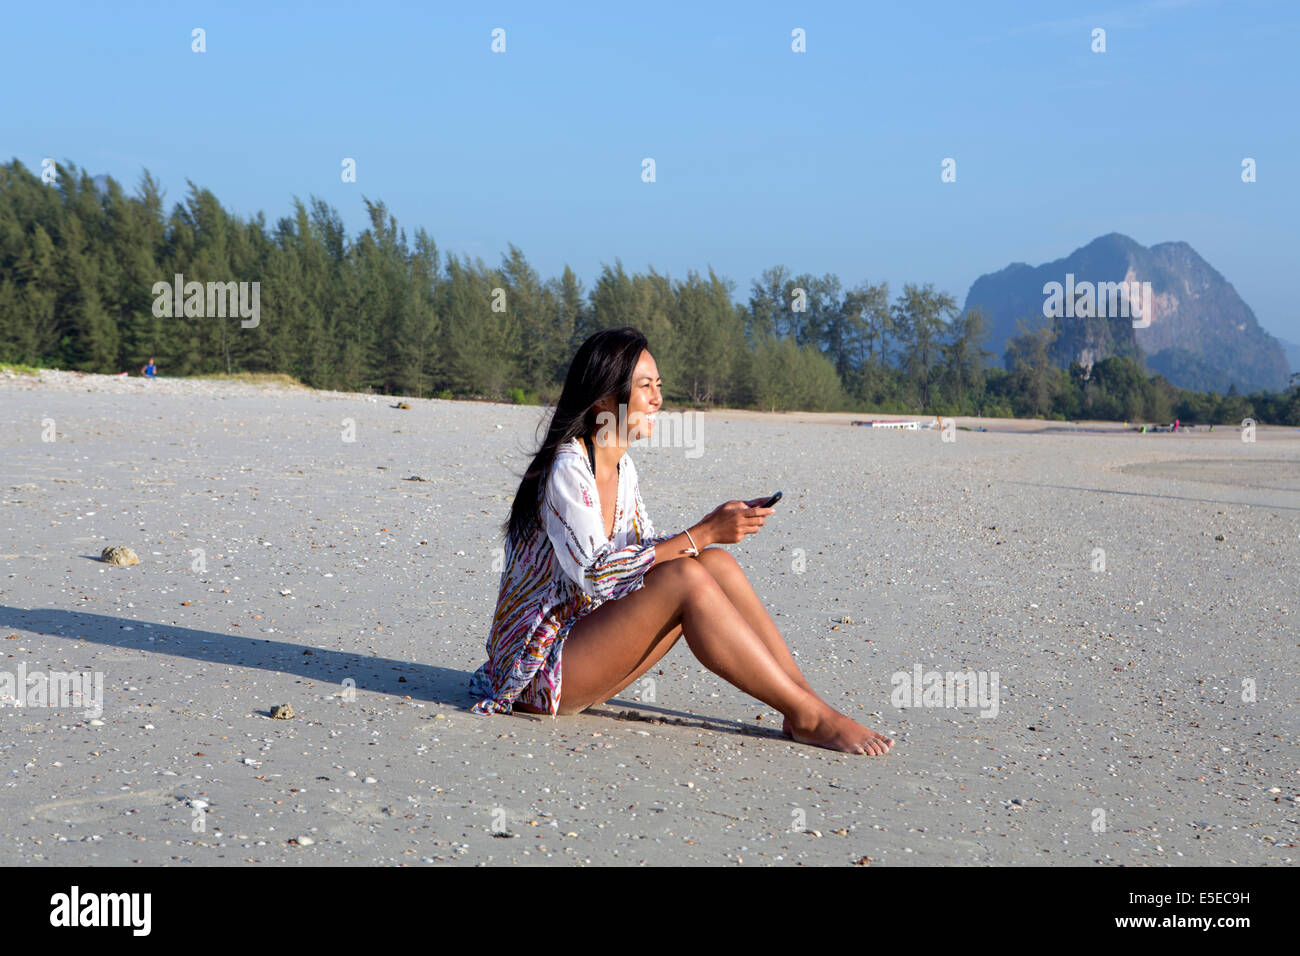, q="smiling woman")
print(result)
[467,326,894,756]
